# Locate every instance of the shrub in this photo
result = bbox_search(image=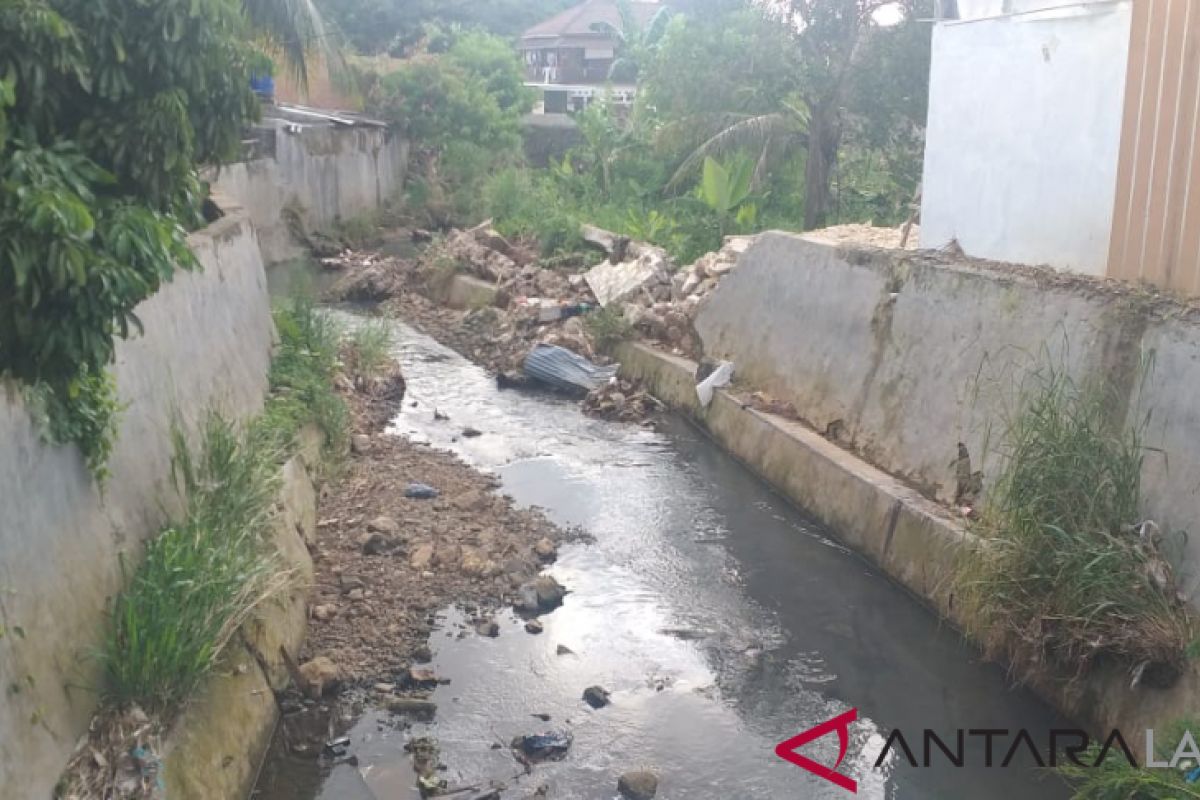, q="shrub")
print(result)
[957,364,1191,685]
[585,306,633,352]
[23,365,122,482]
